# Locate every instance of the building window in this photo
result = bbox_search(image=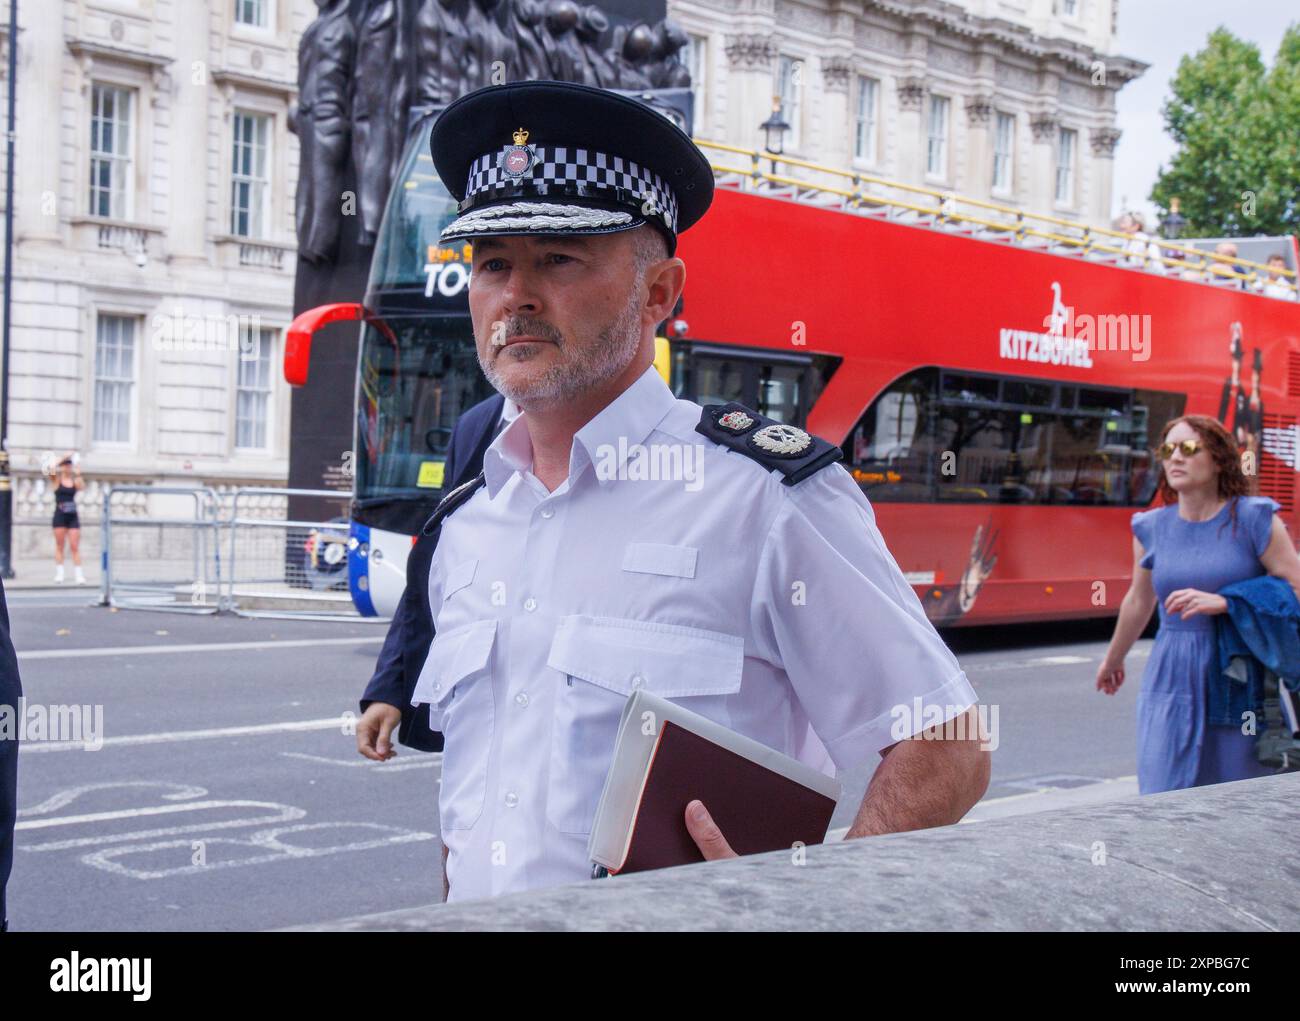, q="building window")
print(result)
[89,84,134,220]
[235,0,269,28]
[231,111,272,238]
[775,55,802,149]
[926,95,949,178]
[854,76,879,164]
[236,324,275,450]
[1061,0,1079,17]
[1055,126,1077,205]
[683,33,706,135]
[992,112,1015,193]
[93,315,136,444]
